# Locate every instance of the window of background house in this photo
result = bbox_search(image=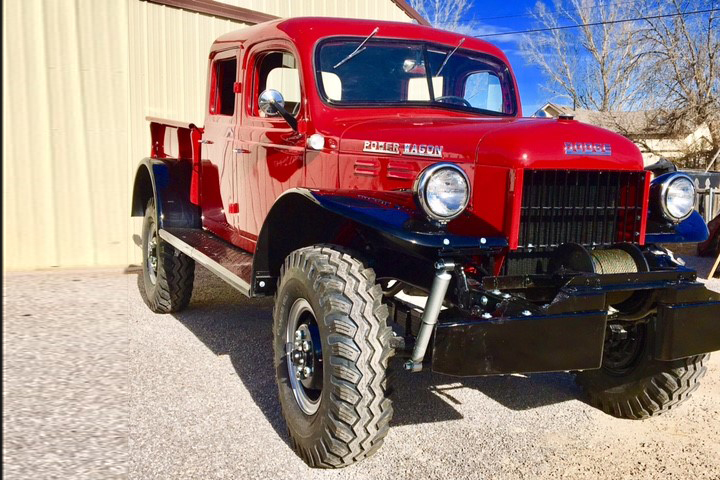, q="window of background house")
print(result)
[210,57,237,116]
[255,52,301,116]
